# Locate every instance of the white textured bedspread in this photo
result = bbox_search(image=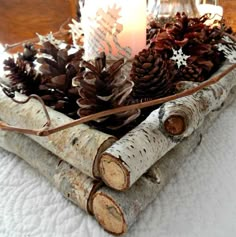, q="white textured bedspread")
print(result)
[1,95,236,237]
